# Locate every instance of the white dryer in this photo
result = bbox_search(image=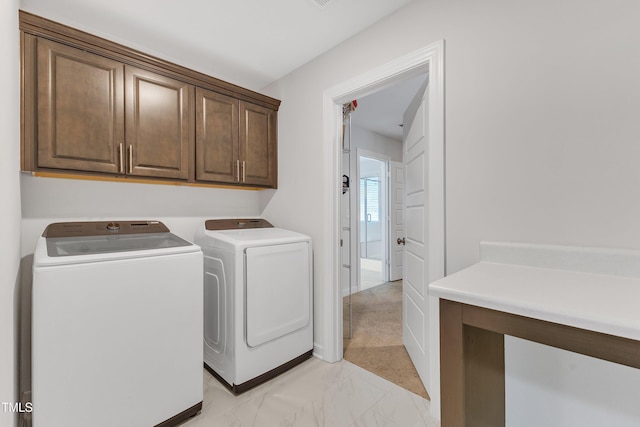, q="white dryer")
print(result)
[32,221,203,427]
[195,219,313,393]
